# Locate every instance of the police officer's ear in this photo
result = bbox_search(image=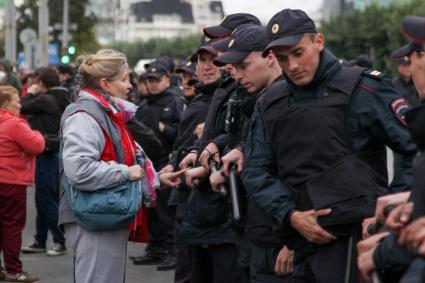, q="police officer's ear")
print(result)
[265,51,278,67]
[312,33,325,52]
